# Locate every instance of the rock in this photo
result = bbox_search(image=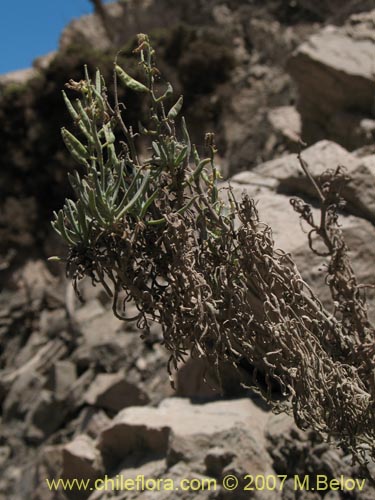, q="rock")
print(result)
[0,446,11,469]
[175,357,224,400]
[267,106,302,144]
[25,390,69,442]
[76,408,112,439]
[324,492,342,500]
[75,302,125,346]
[47,360,77,400]
[167,433,213,468]
[254,140,357,193]
[344,155,375,222]
[2,371,46,421]
[4,337,68,385]
[229,170,278,190]
[84,371,150,412]
[32,51,56,71]
[39,308,68,338]
[288,12,375,149]
[27,445,64,500]
[222,67,294,176]
[72,332,142,374]
[68,368,96,409]
[176,357,252,400]
[98,398,270,470]
[0,68,39,88]
[87,458,166,499]
[205,447,236,477]
[74,299,106,326]
[61,435,103,499]
[328,112,375,150]
[60,1,179,52]
[31,436,102,500]
[253,140,375,224]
